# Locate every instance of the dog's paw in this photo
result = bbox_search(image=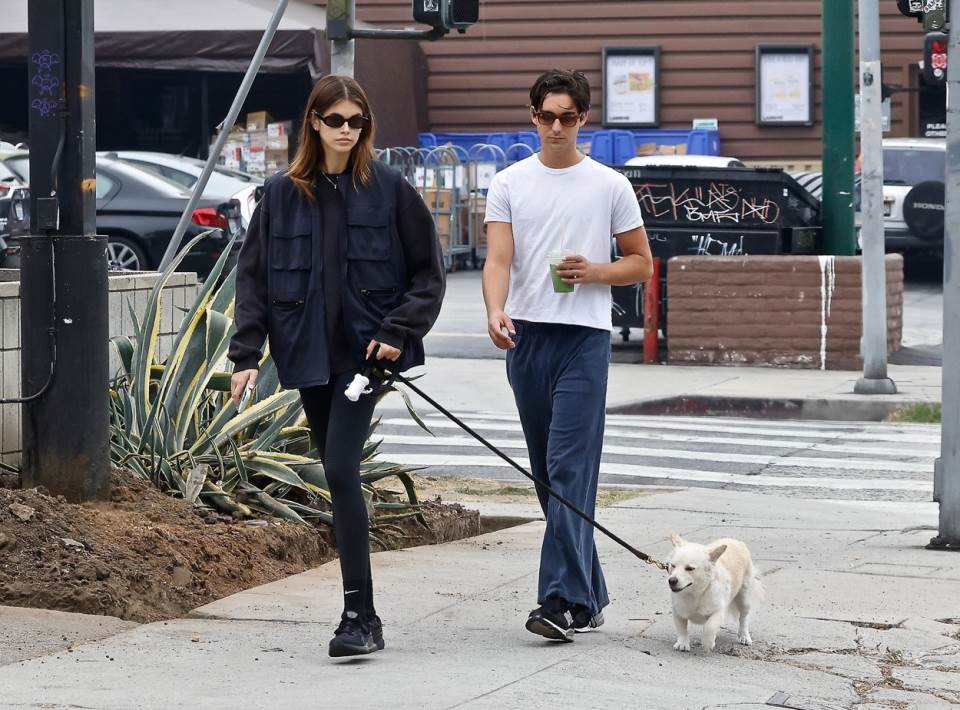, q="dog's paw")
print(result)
[673,638,690,652]
[702,639,716,653]
[738,632,753,646]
